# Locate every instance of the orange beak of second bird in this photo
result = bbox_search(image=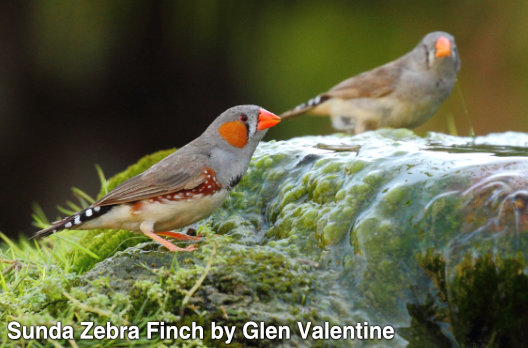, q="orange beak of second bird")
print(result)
[257,108,281,130]
[435,37,452,58]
